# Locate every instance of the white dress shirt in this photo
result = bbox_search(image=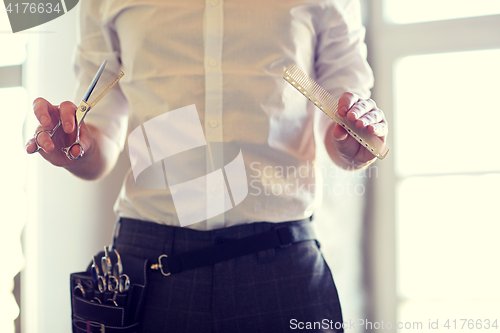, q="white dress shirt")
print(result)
[73,0,374,230]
